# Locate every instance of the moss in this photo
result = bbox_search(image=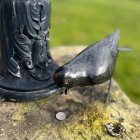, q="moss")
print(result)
[59,102,121,140]
[11,102,37,122]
